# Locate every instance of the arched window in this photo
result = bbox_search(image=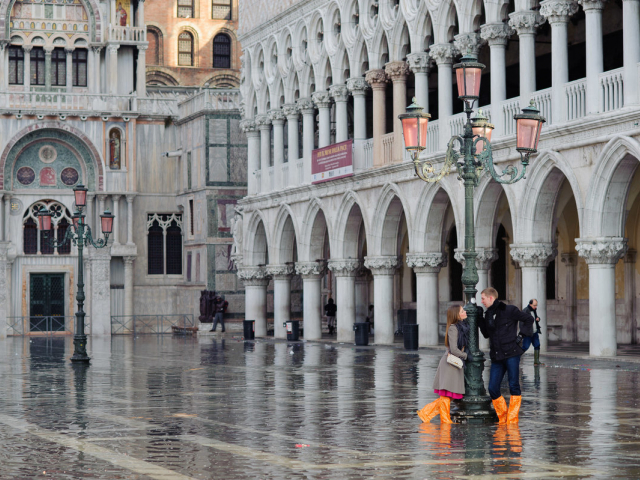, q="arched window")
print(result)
[178,32,194,66]
[51,48,66,86]
[213,34,231,68]
[8,46,24,85]
[148,220,164,275]
[31,48,45,86]
[212,0,231,19]
[177,0,194,18]
[23,201,73,255]
[147,30,160,65]
[72,49,88,87]
[166,221,183,274]
[147,213,183,275]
